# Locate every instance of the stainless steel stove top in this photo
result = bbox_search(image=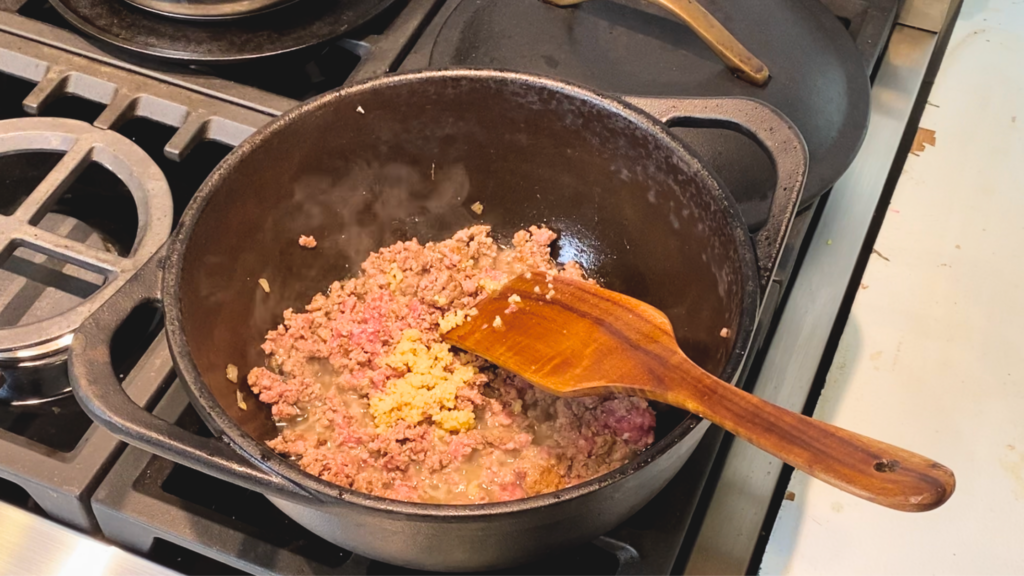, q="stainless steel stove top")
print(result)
[0,0,955,573]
